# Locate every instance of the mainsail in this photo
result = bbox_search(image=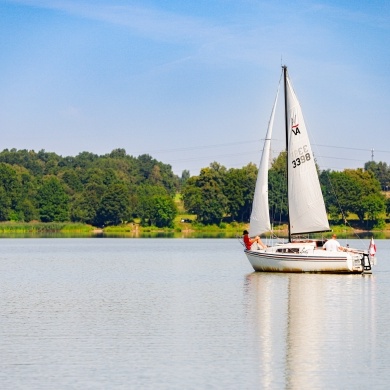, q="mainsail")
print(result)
[249,82,280,237]
[285,73,330,235]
